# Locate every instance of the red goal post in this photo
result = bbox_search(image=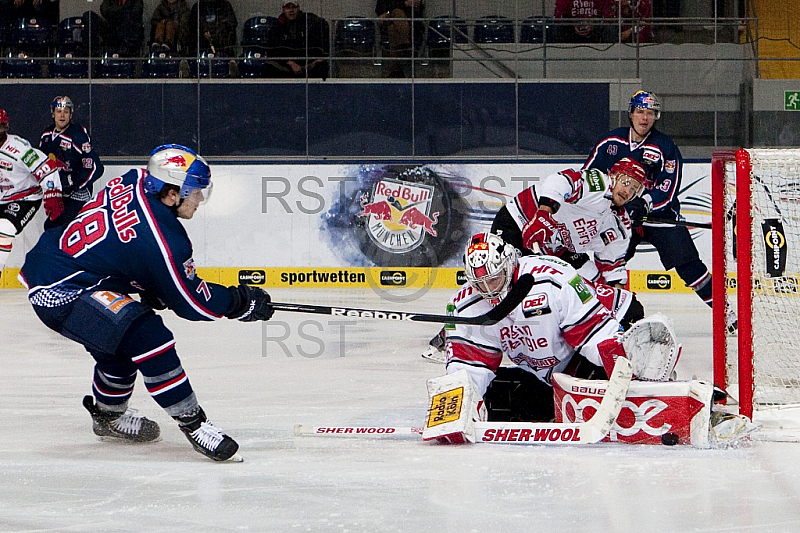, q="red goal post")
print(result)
[712,149,800,436]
